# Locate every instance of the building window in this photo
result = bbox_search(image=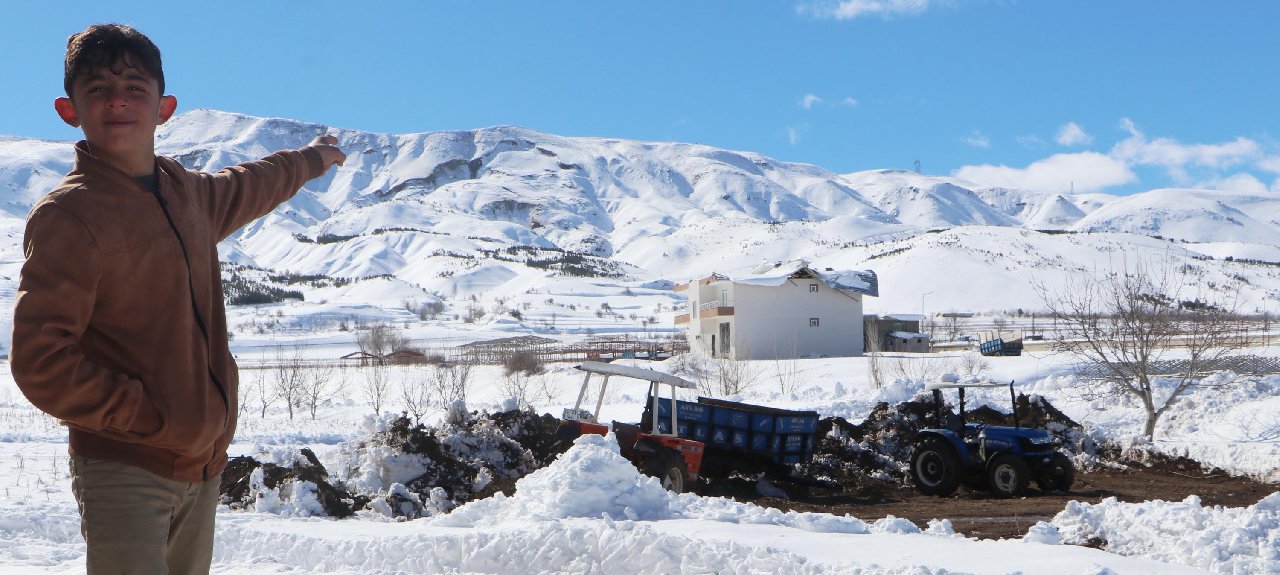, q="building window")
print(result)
[809,317,820,327]
[809,283,819,292]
